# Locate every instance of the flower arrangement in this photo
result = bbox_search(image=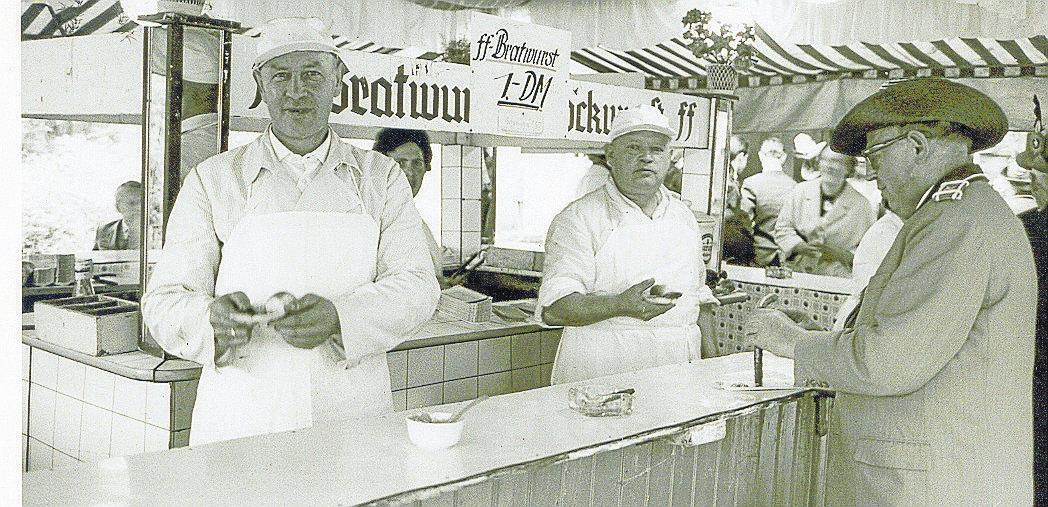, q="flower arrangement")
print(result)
[442,37,471,65]
[681,9,756,70]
